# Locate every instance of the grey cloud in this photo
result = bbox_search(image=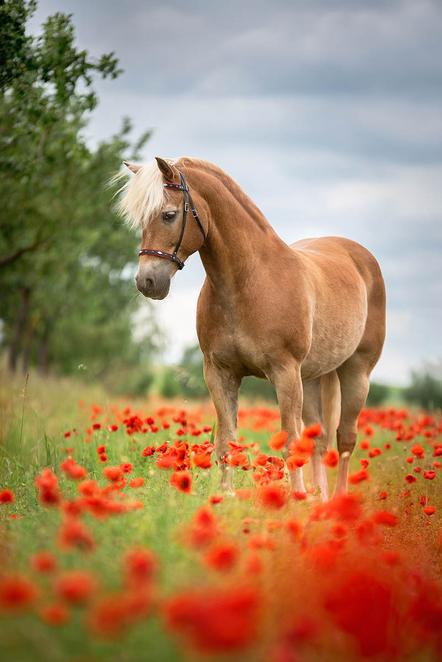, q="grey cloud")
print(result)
[32,0,442,383]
